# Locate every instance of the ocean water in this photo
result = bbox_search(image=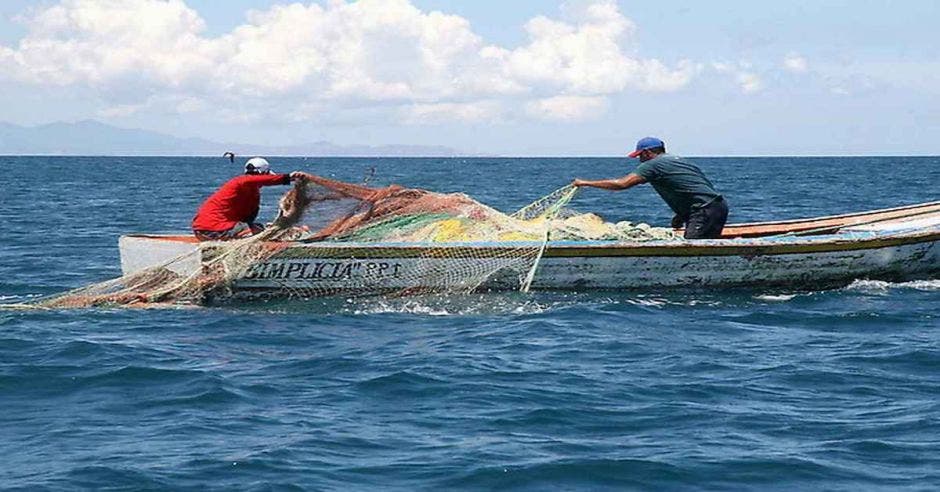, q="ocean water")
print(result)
[1,156,939,490]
